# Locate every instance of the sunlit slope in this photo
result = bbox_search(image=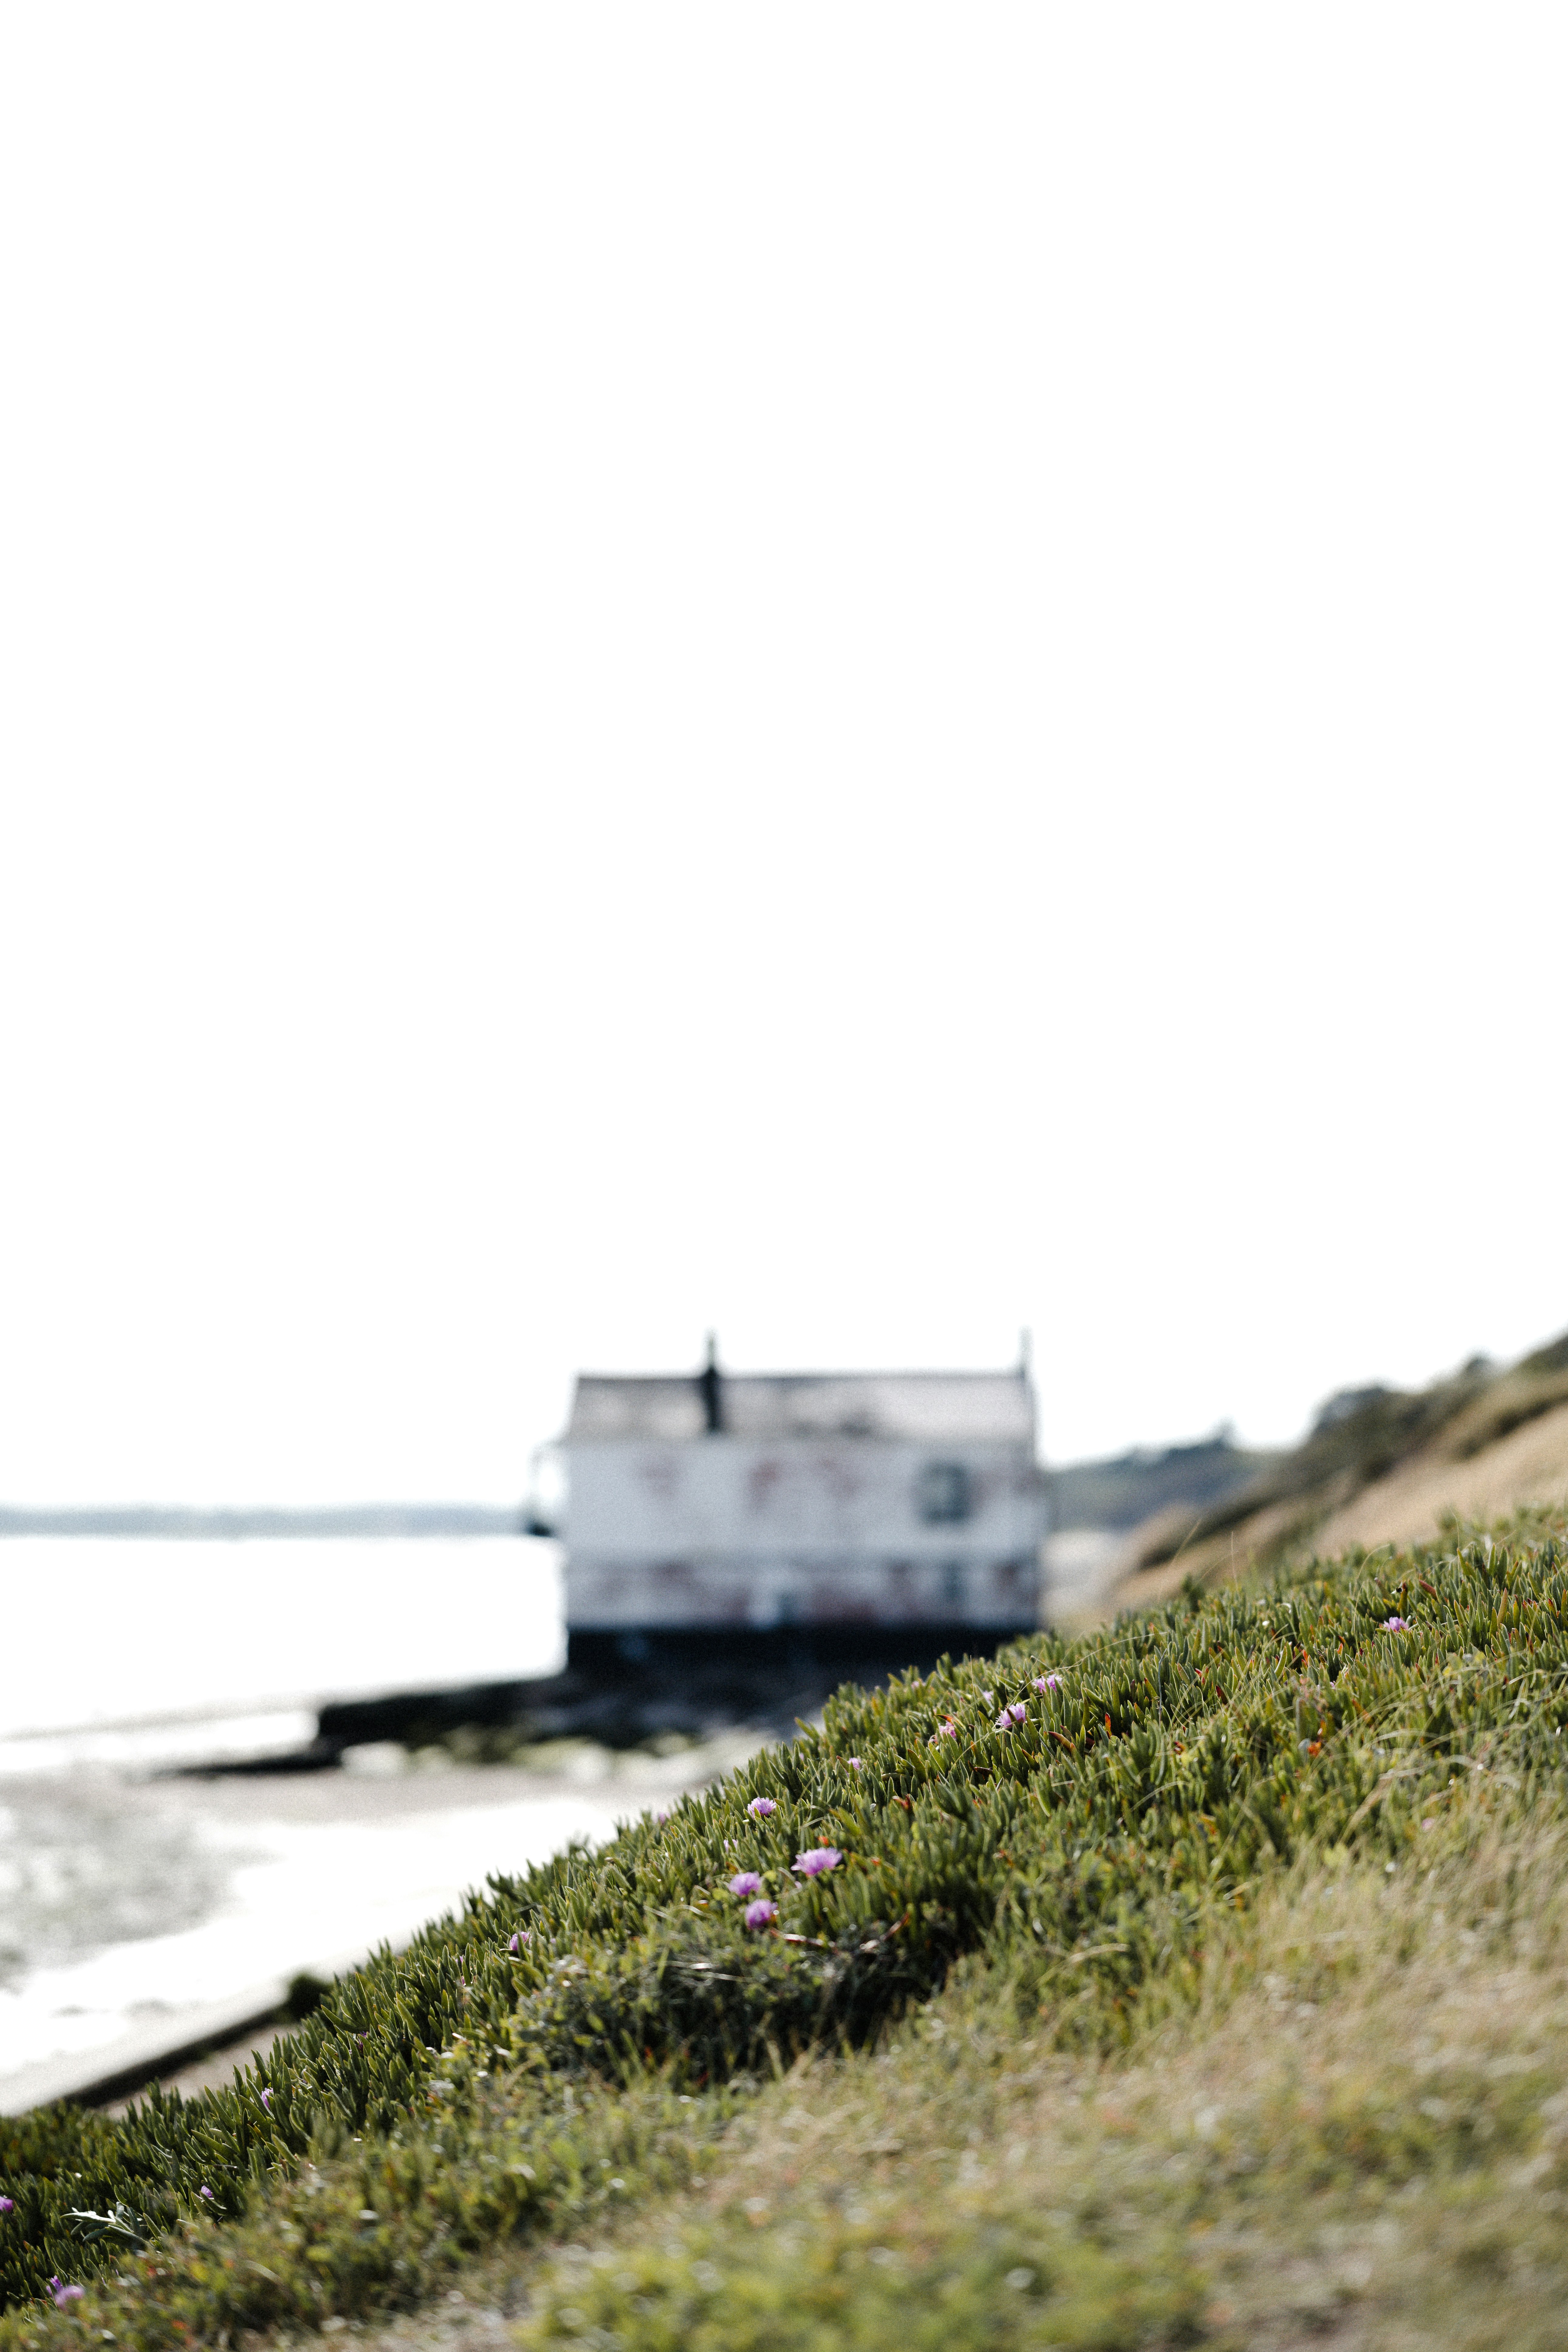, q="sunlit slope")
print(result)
[1118,1335,1568,1602]
[6,1515,1568,2337]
